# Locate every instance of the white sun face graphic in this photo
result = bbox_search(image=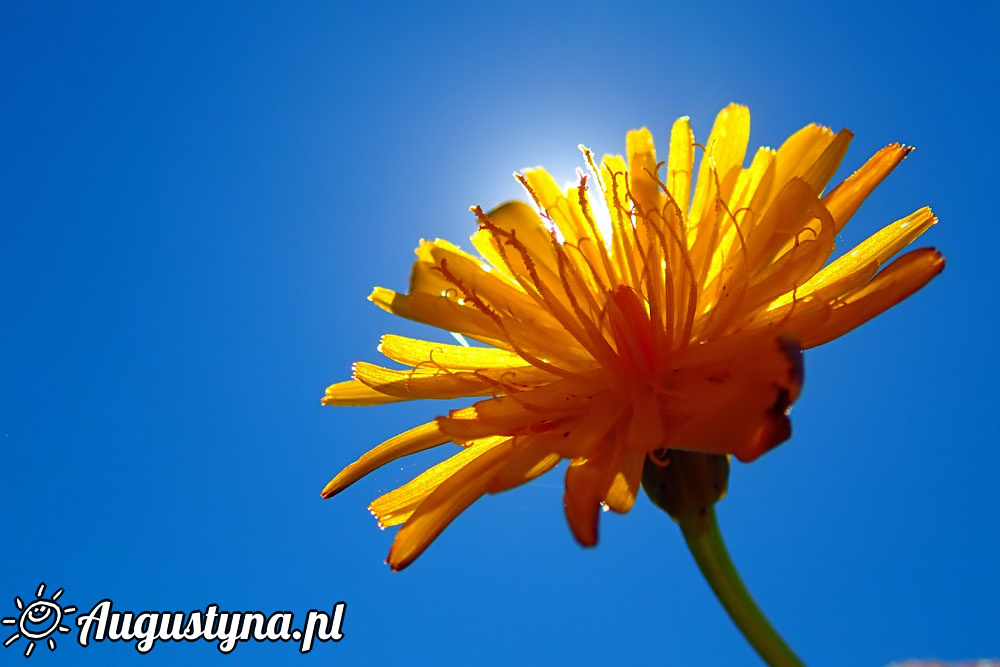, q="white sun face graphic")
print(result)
[2,583,77,658]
